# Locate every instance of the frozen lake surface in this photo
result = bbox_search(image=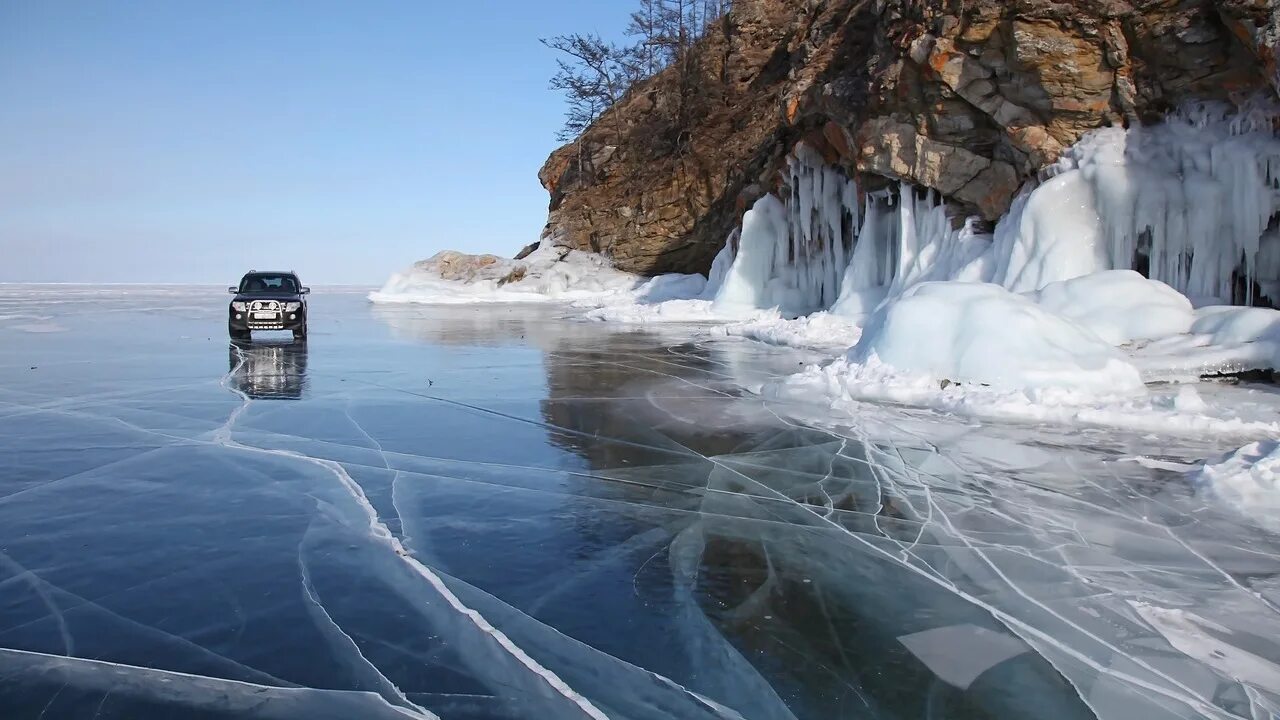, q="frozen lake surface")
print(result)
[2,286,1279,719]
